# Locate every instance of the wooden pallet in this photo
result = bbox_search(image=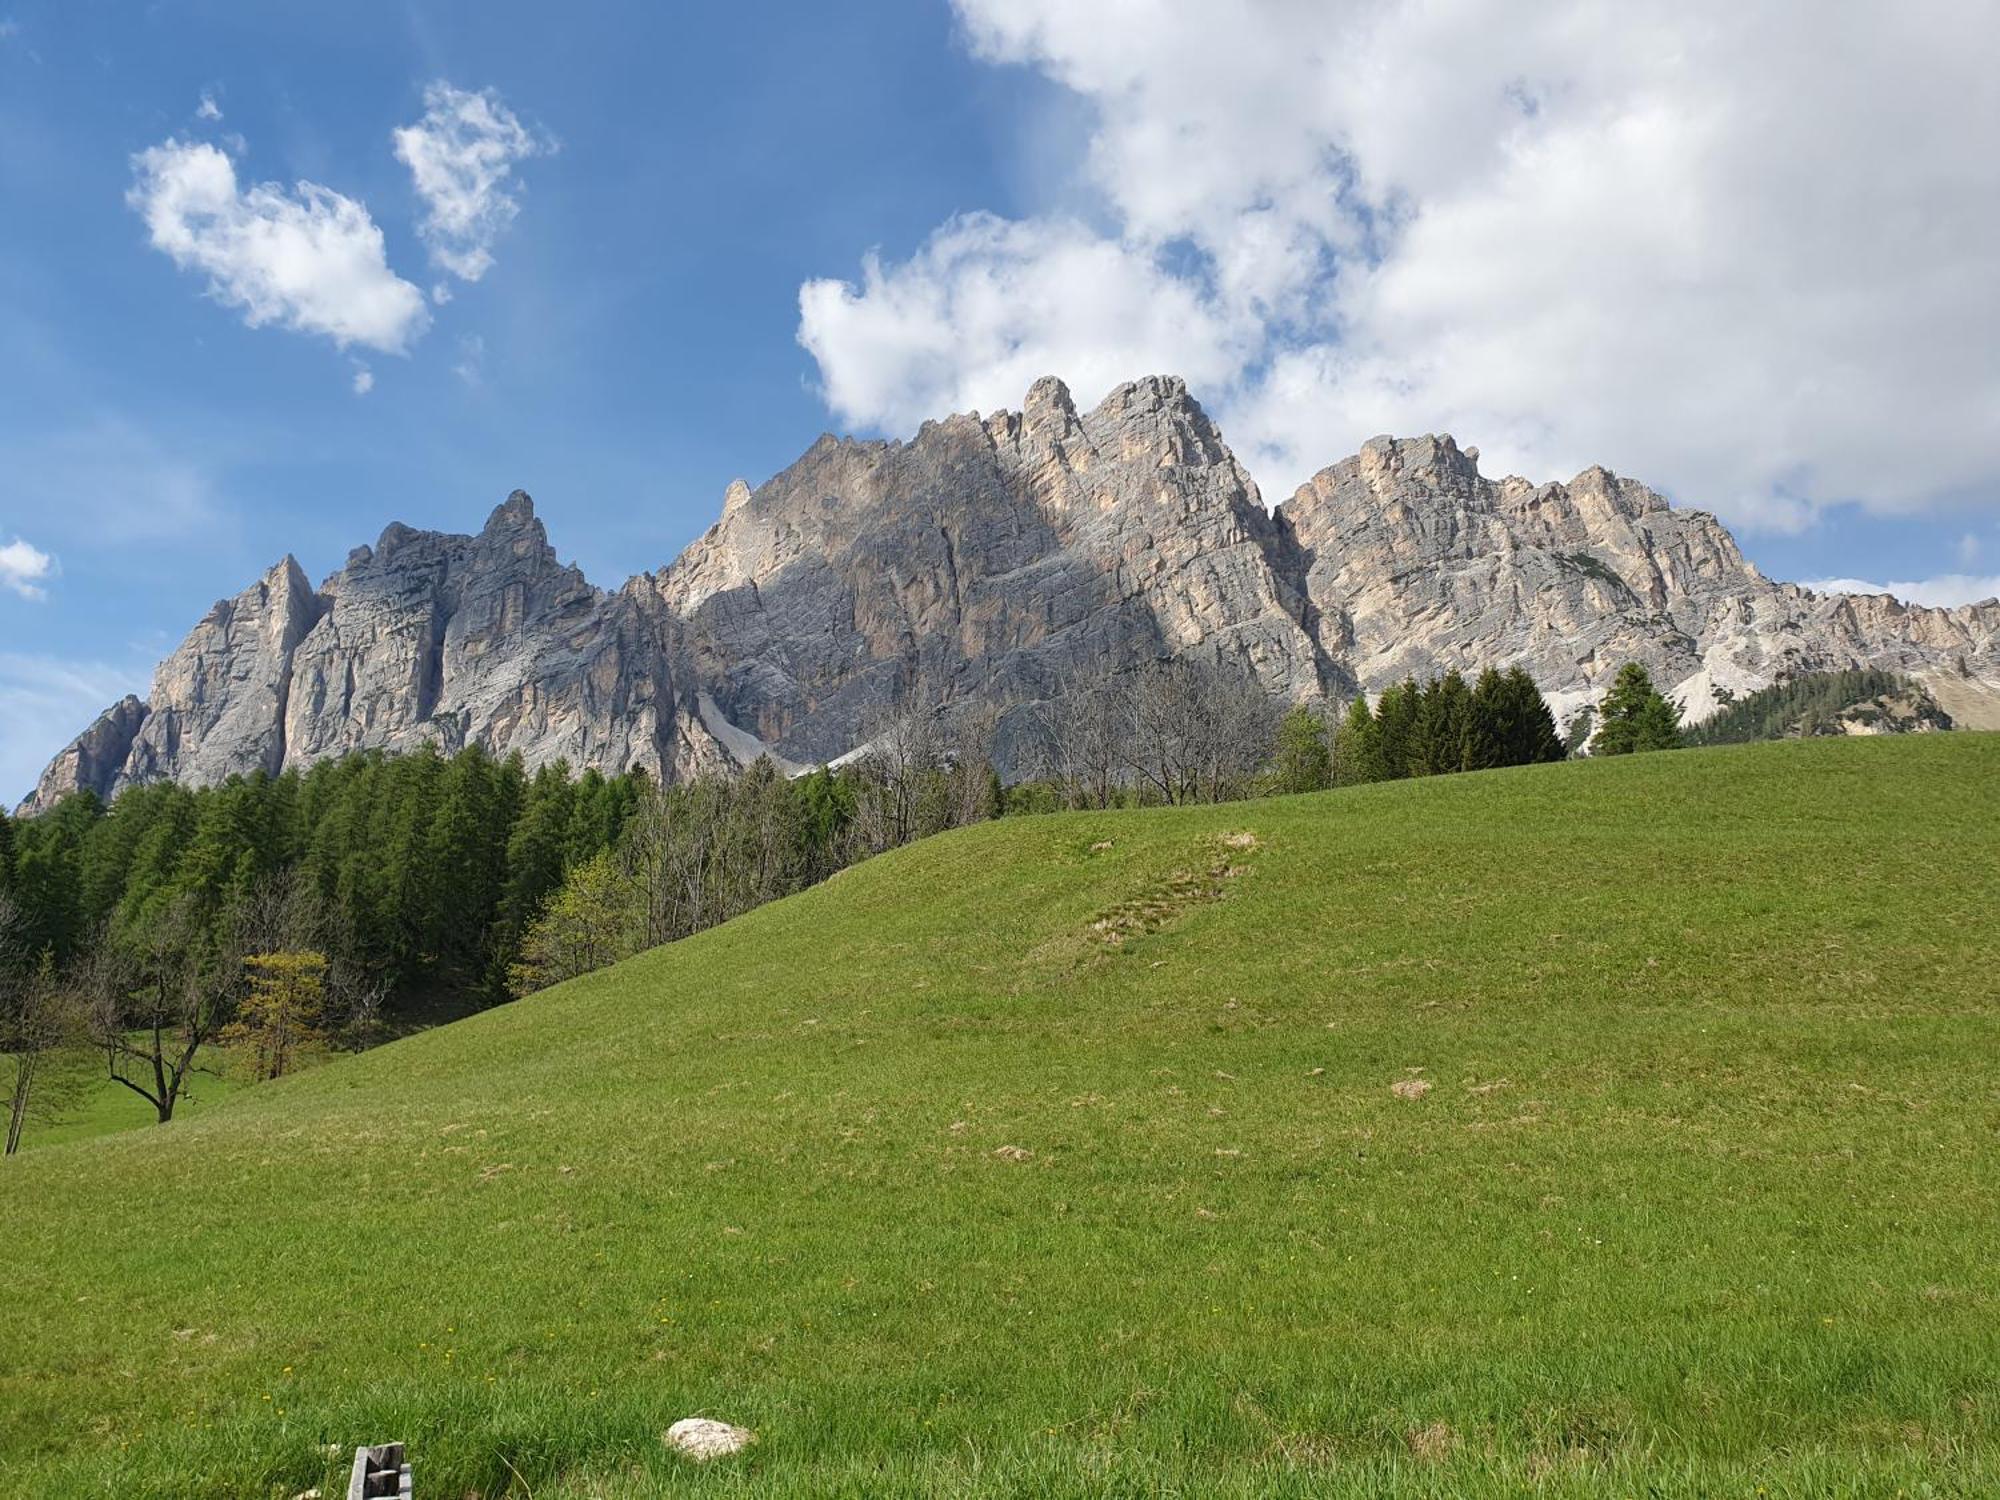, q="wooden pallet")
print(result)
[347,1442,412,1499]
